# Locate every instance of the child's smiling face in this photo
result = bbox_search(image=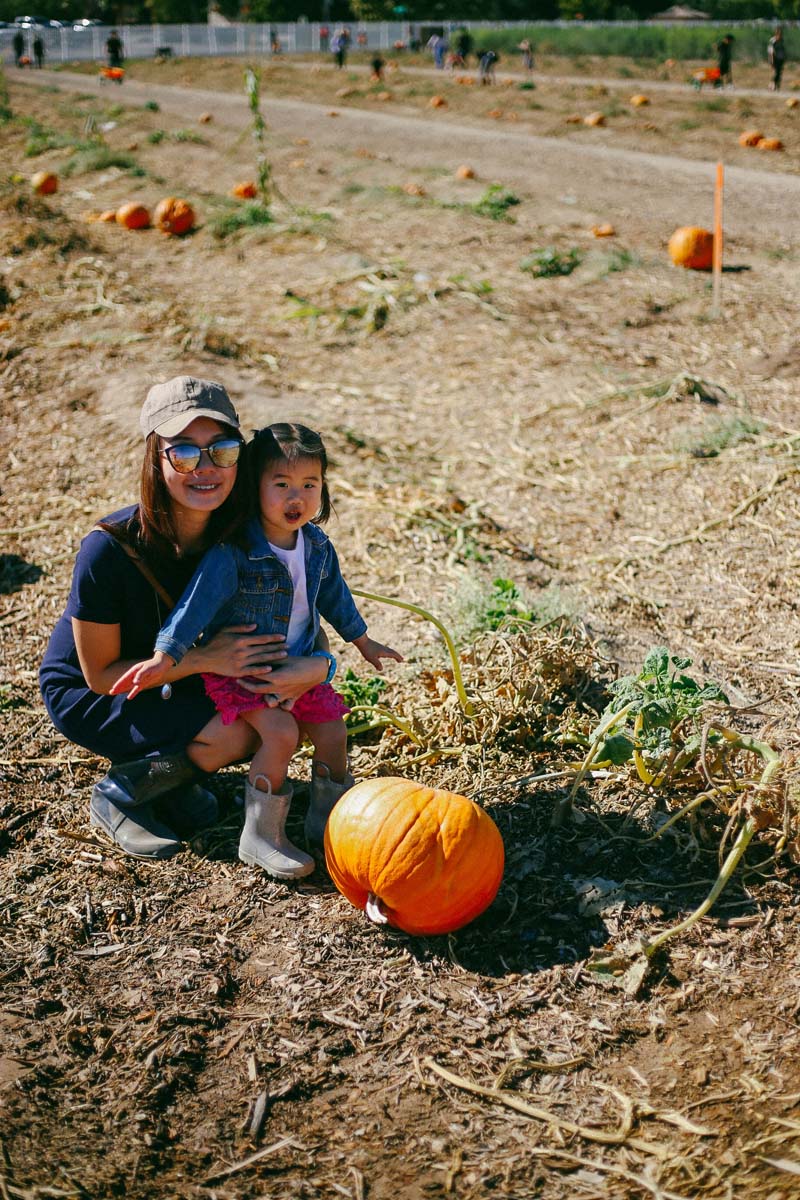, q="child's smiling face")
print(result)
[259,455,323,548]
